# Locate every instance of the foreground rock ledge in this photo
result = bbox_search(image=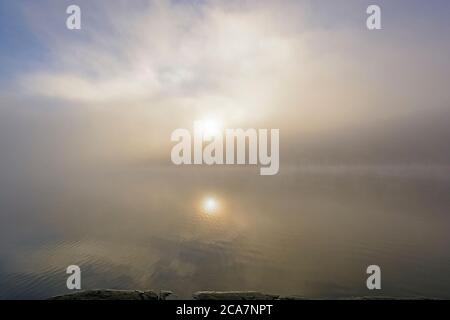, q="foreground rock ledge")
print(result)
[50,290,161,300]
[50,290,281,300]
[193,291,279,300]
[49,289,433,300]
